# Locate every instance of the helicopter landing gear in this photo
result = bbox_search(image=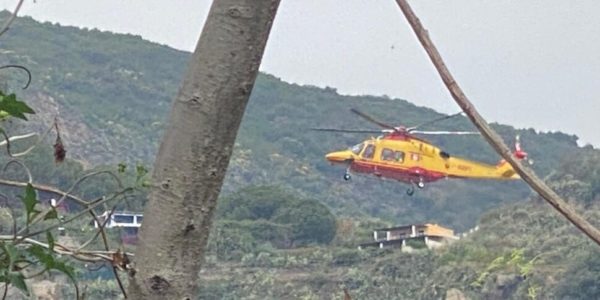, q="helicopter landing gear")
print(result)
[343,165,352,181]
[406,185,415,196]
